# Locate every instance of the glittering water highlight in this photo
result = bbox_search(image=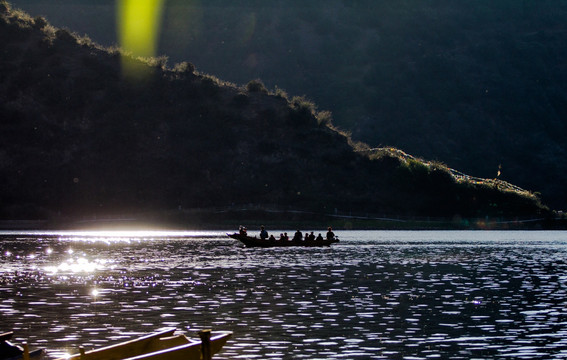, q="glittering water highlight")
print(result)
[1,230,567,359]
